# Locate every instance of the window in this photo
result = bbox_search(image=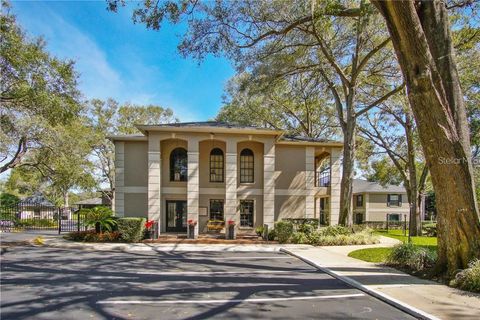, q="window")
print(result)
[316,157,331,187]
[356,195,363,207]
[387,194,402,207]
[170,148,188,181]
[210,148,224,182]
[388,213,400,222]
[240,148,254,183]
[210,199,224,221]
[240,200,254,227]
